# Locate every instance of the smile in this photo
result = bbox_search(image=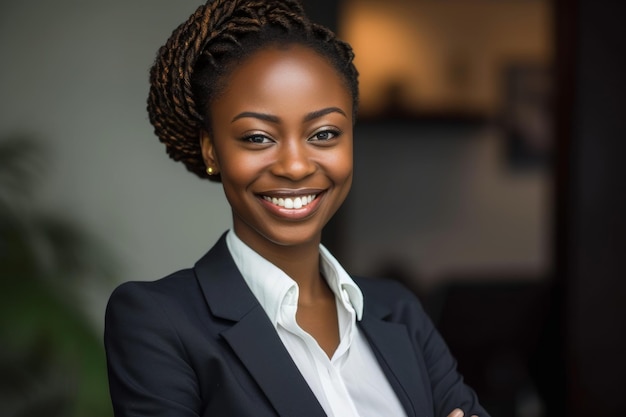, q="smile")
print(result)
[262,194,317,209]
